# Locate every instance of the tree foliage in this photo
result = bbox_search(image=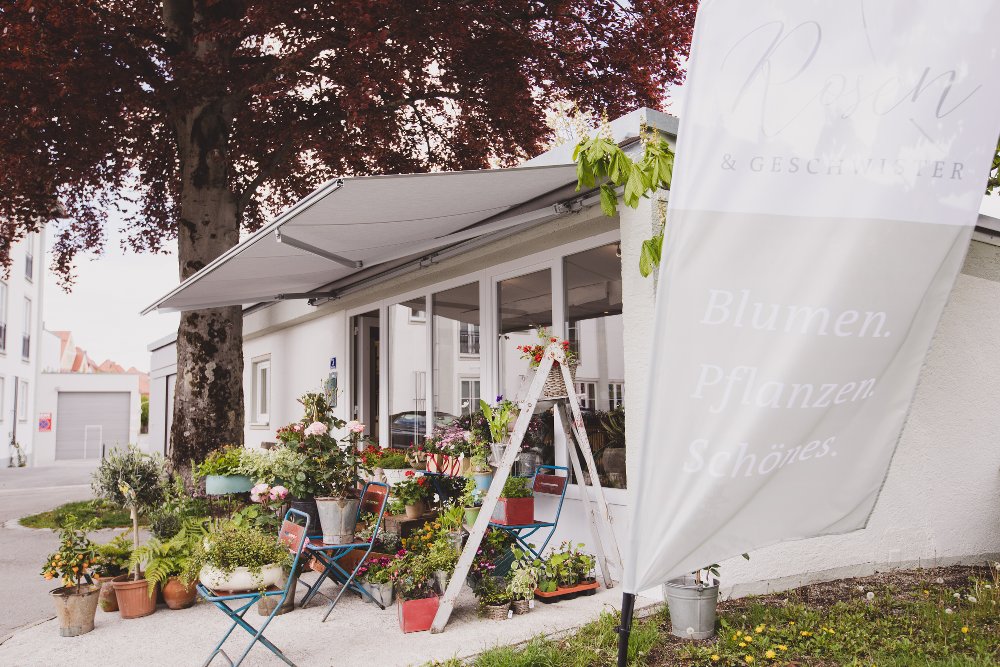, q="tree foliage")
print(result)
[0,0,697,280]
[574,132,674,276]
